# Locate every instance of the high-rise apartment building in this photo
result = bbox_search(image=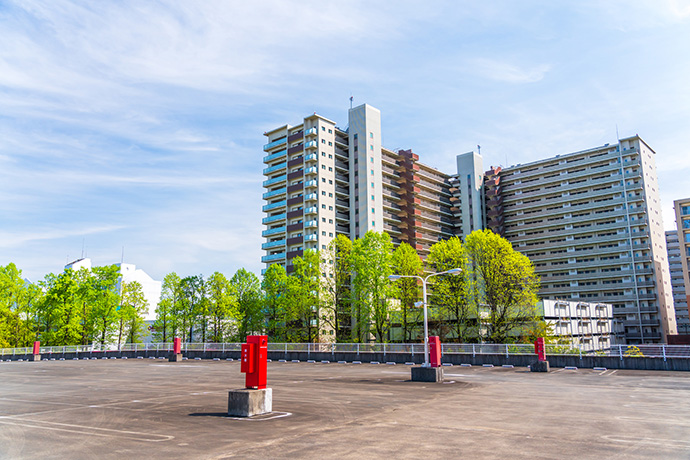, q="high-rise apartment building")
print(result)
[262,104,457,271]
[262,103,676,343]
[666,230,689,333]
[456,136,677,344]
[669,198,690,333]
